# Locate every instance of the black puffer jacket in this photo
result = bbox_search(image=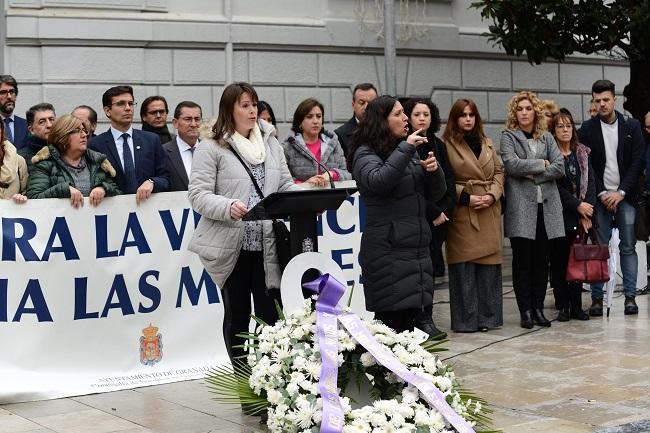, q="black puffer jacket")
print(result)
[353,141,446,312]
